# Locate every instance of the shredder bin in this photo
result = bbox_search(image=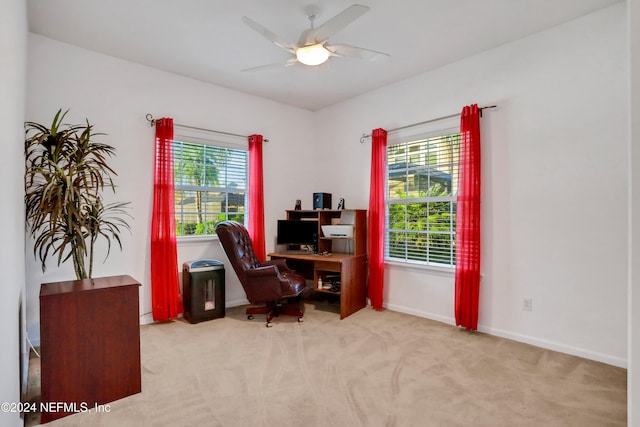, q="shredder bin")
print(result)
[182,260,225,323]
